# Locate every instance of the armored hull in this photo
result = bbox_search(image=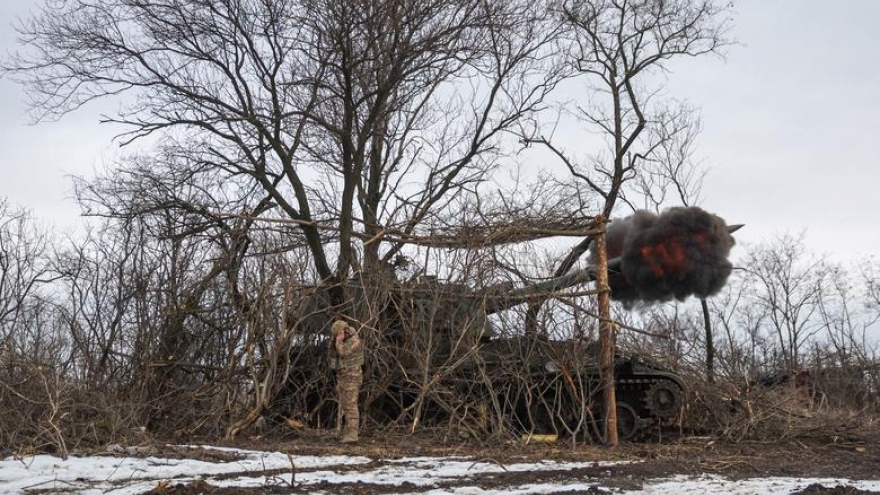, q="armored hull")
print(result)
[468,336,685,440]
